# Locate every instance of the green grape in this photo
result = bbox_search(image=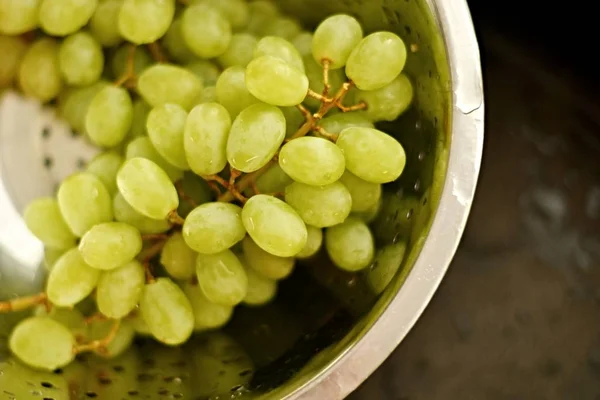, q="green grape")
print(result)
[34,306,88,339]
[196,250,248,306]
[218,33,258,68]
[183,202,245,254]
[58,32,104,86]
[215,66,260,118]
[131,312,151,336]
[201,0,249,30]
[128,99,151,138]
[197,85,217,104]
[160,232,197,280]
[186,60,221,86]
[184,102,231,176]
[242,194,307,257]
[78,222,143,270]
[317,111,374,133]
[312,14,362,69]
[339,170,382,212]
[96,260,145,318]
[244,164,292,196]
[162,17,196,63]
[89,0,123,47]
[44,247,66,271]
[9,316,75,371]
[254,36,305,72]
[290,32,312,56]
[138,64,203,111]
[278,137,345,186]
[345,32,407,91]
[146,103,189,170]
[0,35,27,88]
[47,247,100,306]
[113,192,171,234]
[177,171,213,217]
[325,216,374,271]
[241,235,294,280]
[18,38,62,102]
[183,282,233,331]
[366,241,407,295]
[116,157,179,220]
[226,103,285,172]
[352,197,381,223]
[111,44,152,78]
[39,0,96,36]
[86,151,124,196]
[89,319,136,358]
[296,225,323,259]
[302,55,344,109]
[246,0,278,35]
[24,197,76,249]
[246,55,309,106]
[140,277,194,345]
[354,74,413,121]
[118,0,175,44]
[57,172,113,237]
[60,81,107,133]
[125,136,184,182]
[0,0,40,35]
[336,127,406,183]
[182,3,232,58]
[242,259,277,306]
[263,16,301,40]
[280,106,305,138]
[284,181,352,228]
[86,86,133,148]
